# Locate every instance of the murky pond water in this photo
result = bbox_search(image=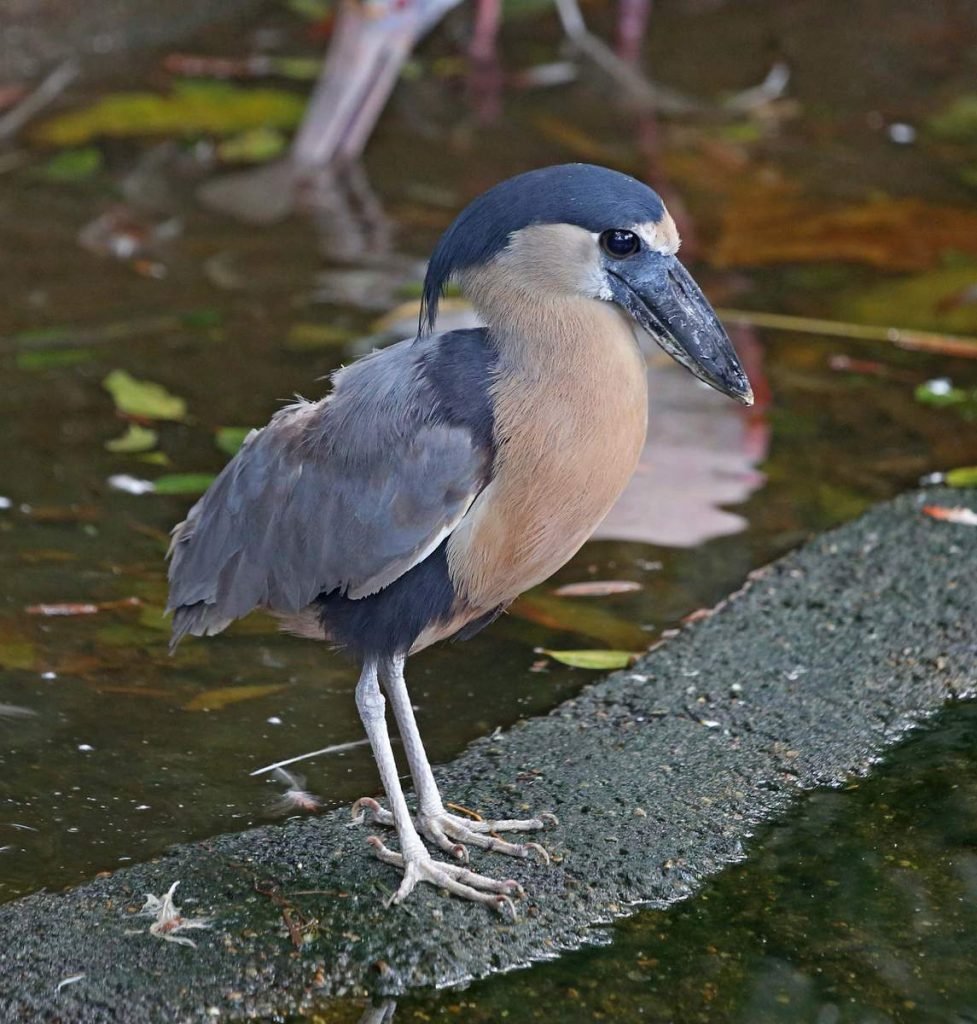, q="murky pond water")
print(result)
[2,0,977,1018]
